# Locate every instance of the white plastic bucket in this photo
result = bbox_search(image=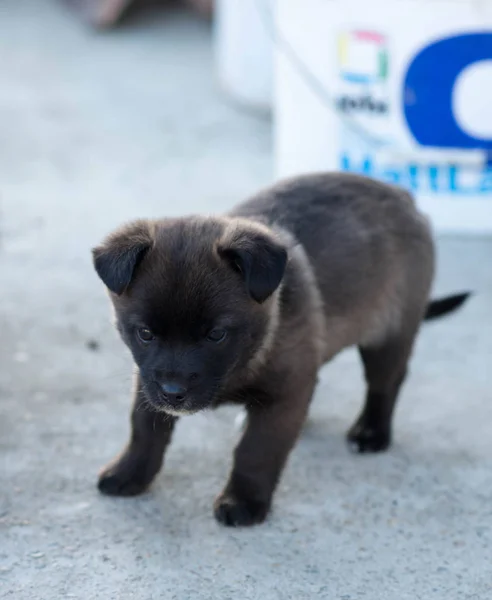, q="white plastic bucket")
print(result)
[274,0,492,234]
[214,0,273,112]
